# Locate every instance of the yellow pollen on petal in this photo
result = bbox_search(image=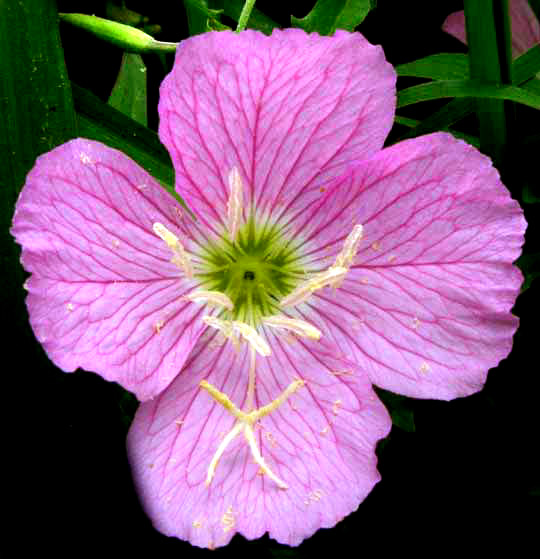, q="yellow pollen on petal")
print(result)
[183,290,234,311]
[227,167,244,243]
[153,222,193,279]
[262,315,321,340]
[221,506,236,533]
